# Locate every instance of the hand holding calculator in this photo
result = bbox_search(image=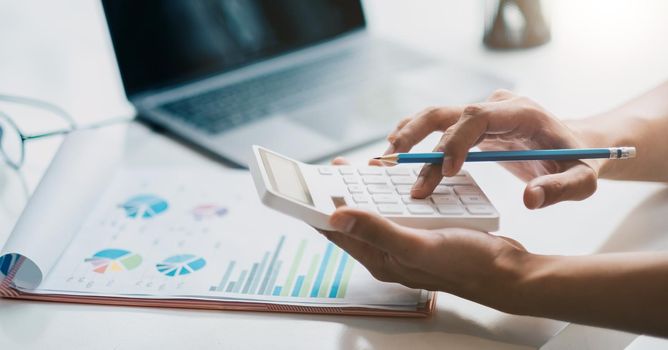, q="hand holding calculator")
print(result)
[249,146,499,232]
